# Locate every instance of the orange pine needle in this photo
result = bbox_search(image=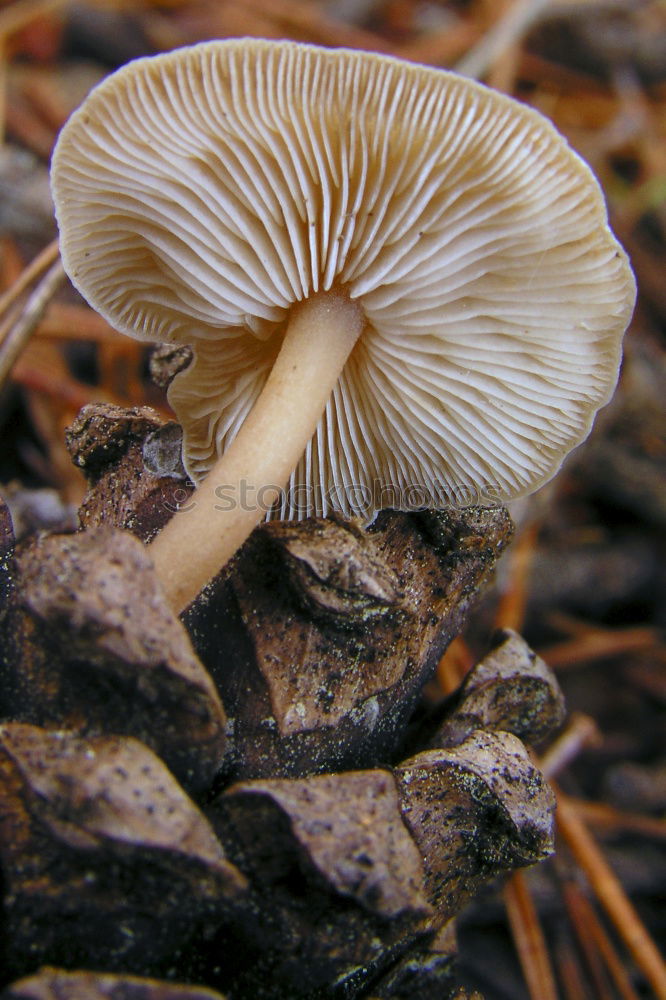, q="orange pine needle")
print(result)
[567,799,666,842]
[0,237,59,324]
[494,519,540,632]
[538,626,658,670]
[556,789,666,1000]
[562,877,642,1000]
[504,871,560,1000]
[0,0,68,40]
